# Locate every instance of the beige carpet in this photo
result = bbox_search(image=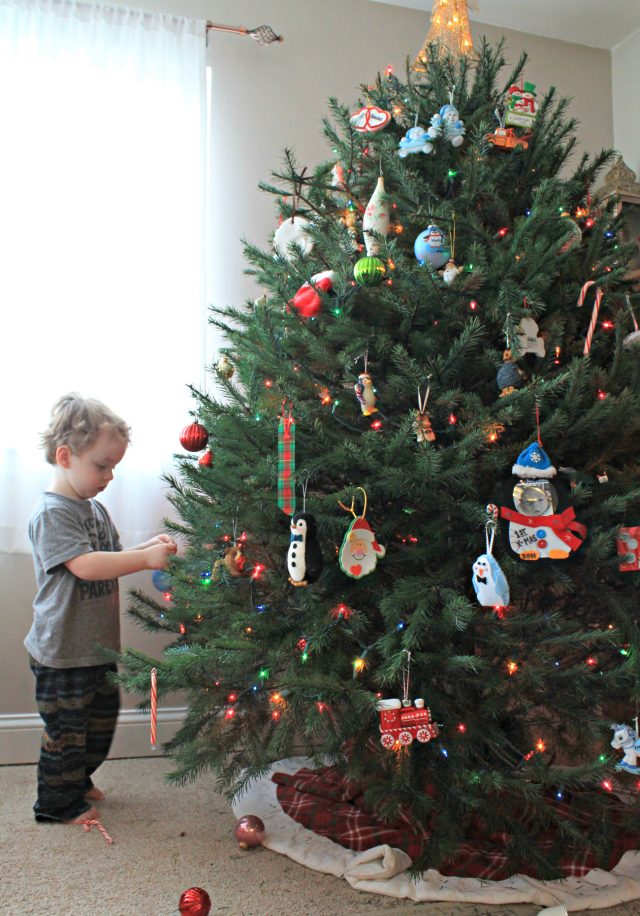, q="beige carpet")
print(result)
[1,756,638,916]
